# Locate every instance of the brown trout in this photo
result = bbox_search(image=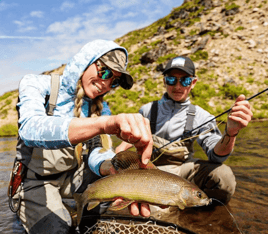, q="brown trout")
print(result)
[73,151,211,224]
